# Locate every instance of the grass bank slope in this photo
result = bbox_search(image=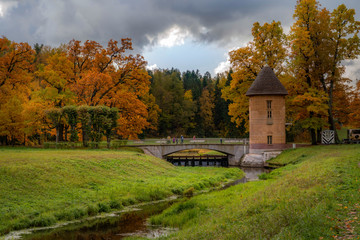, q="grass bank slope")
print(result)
[0,148,243,236]
[148,145,360,240]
